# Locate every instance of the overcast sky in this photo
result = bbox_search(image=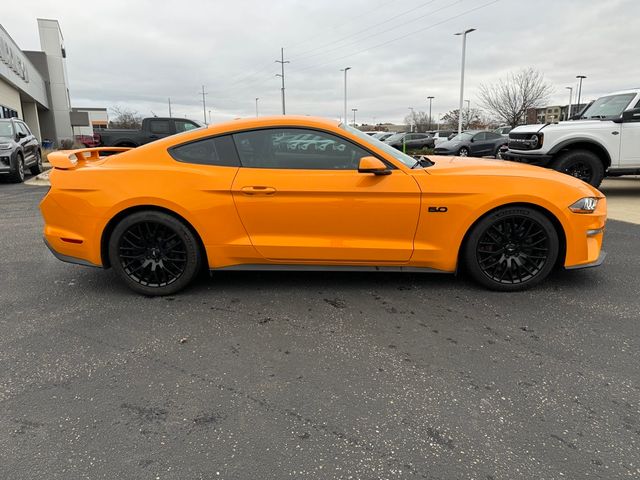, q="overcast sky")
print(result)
[4,0,639,125]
